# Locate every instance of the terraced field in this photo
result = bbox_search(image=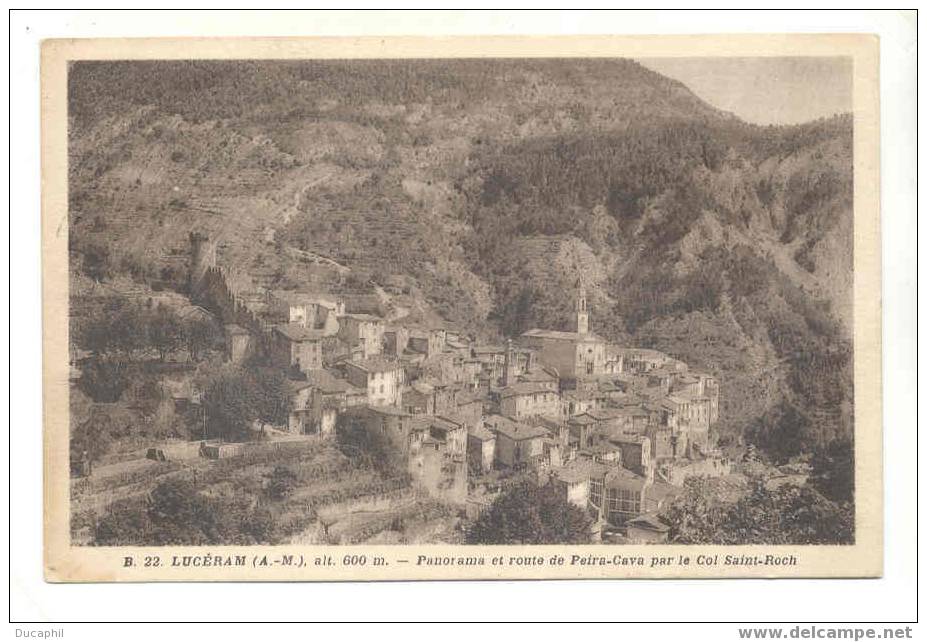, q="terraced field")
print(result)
[72,438,459,546]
